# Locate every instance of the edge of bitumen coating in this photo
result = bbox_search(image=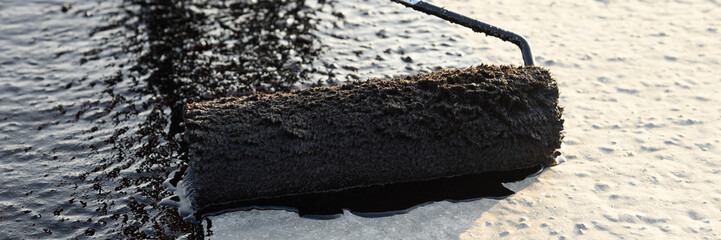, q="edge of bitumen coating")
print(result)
[184,65,564,212]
